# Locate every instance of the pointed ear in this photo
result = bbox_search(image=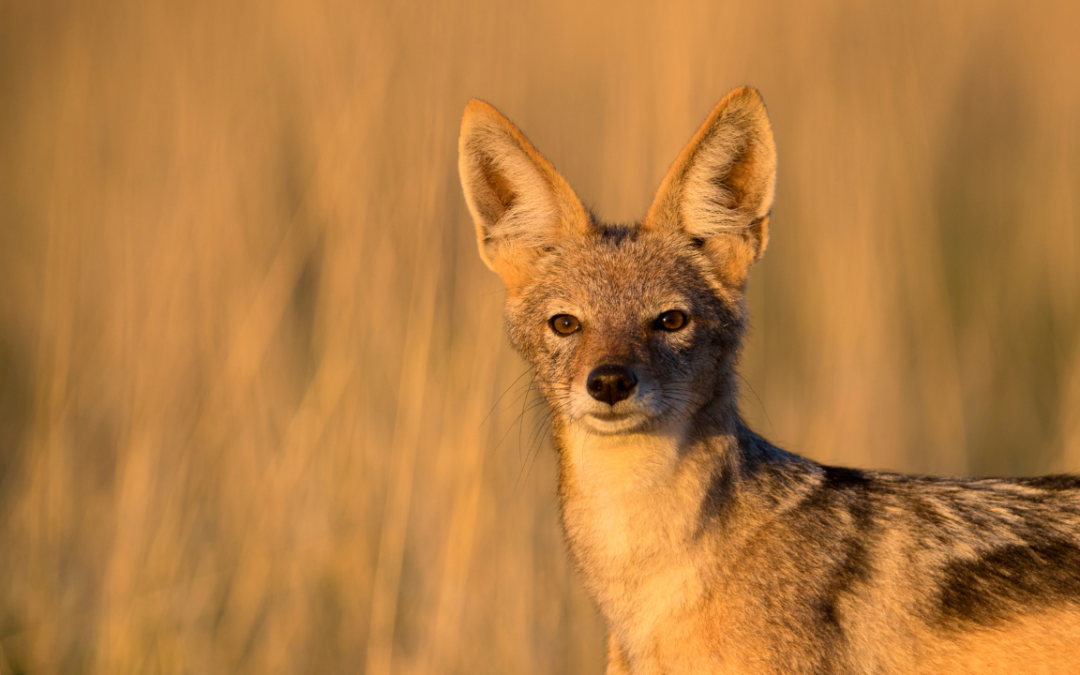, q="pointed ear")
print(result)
[643,87,777,288]
[458,100,590,291]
